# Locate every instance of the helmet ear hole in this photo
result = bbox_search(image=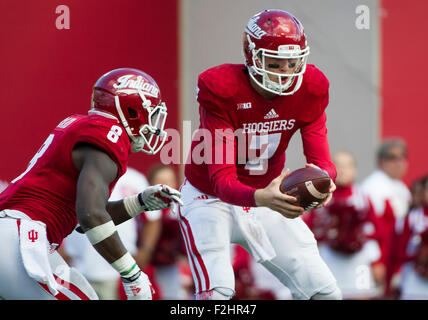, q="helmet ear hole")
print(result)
[128,107,138,119]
